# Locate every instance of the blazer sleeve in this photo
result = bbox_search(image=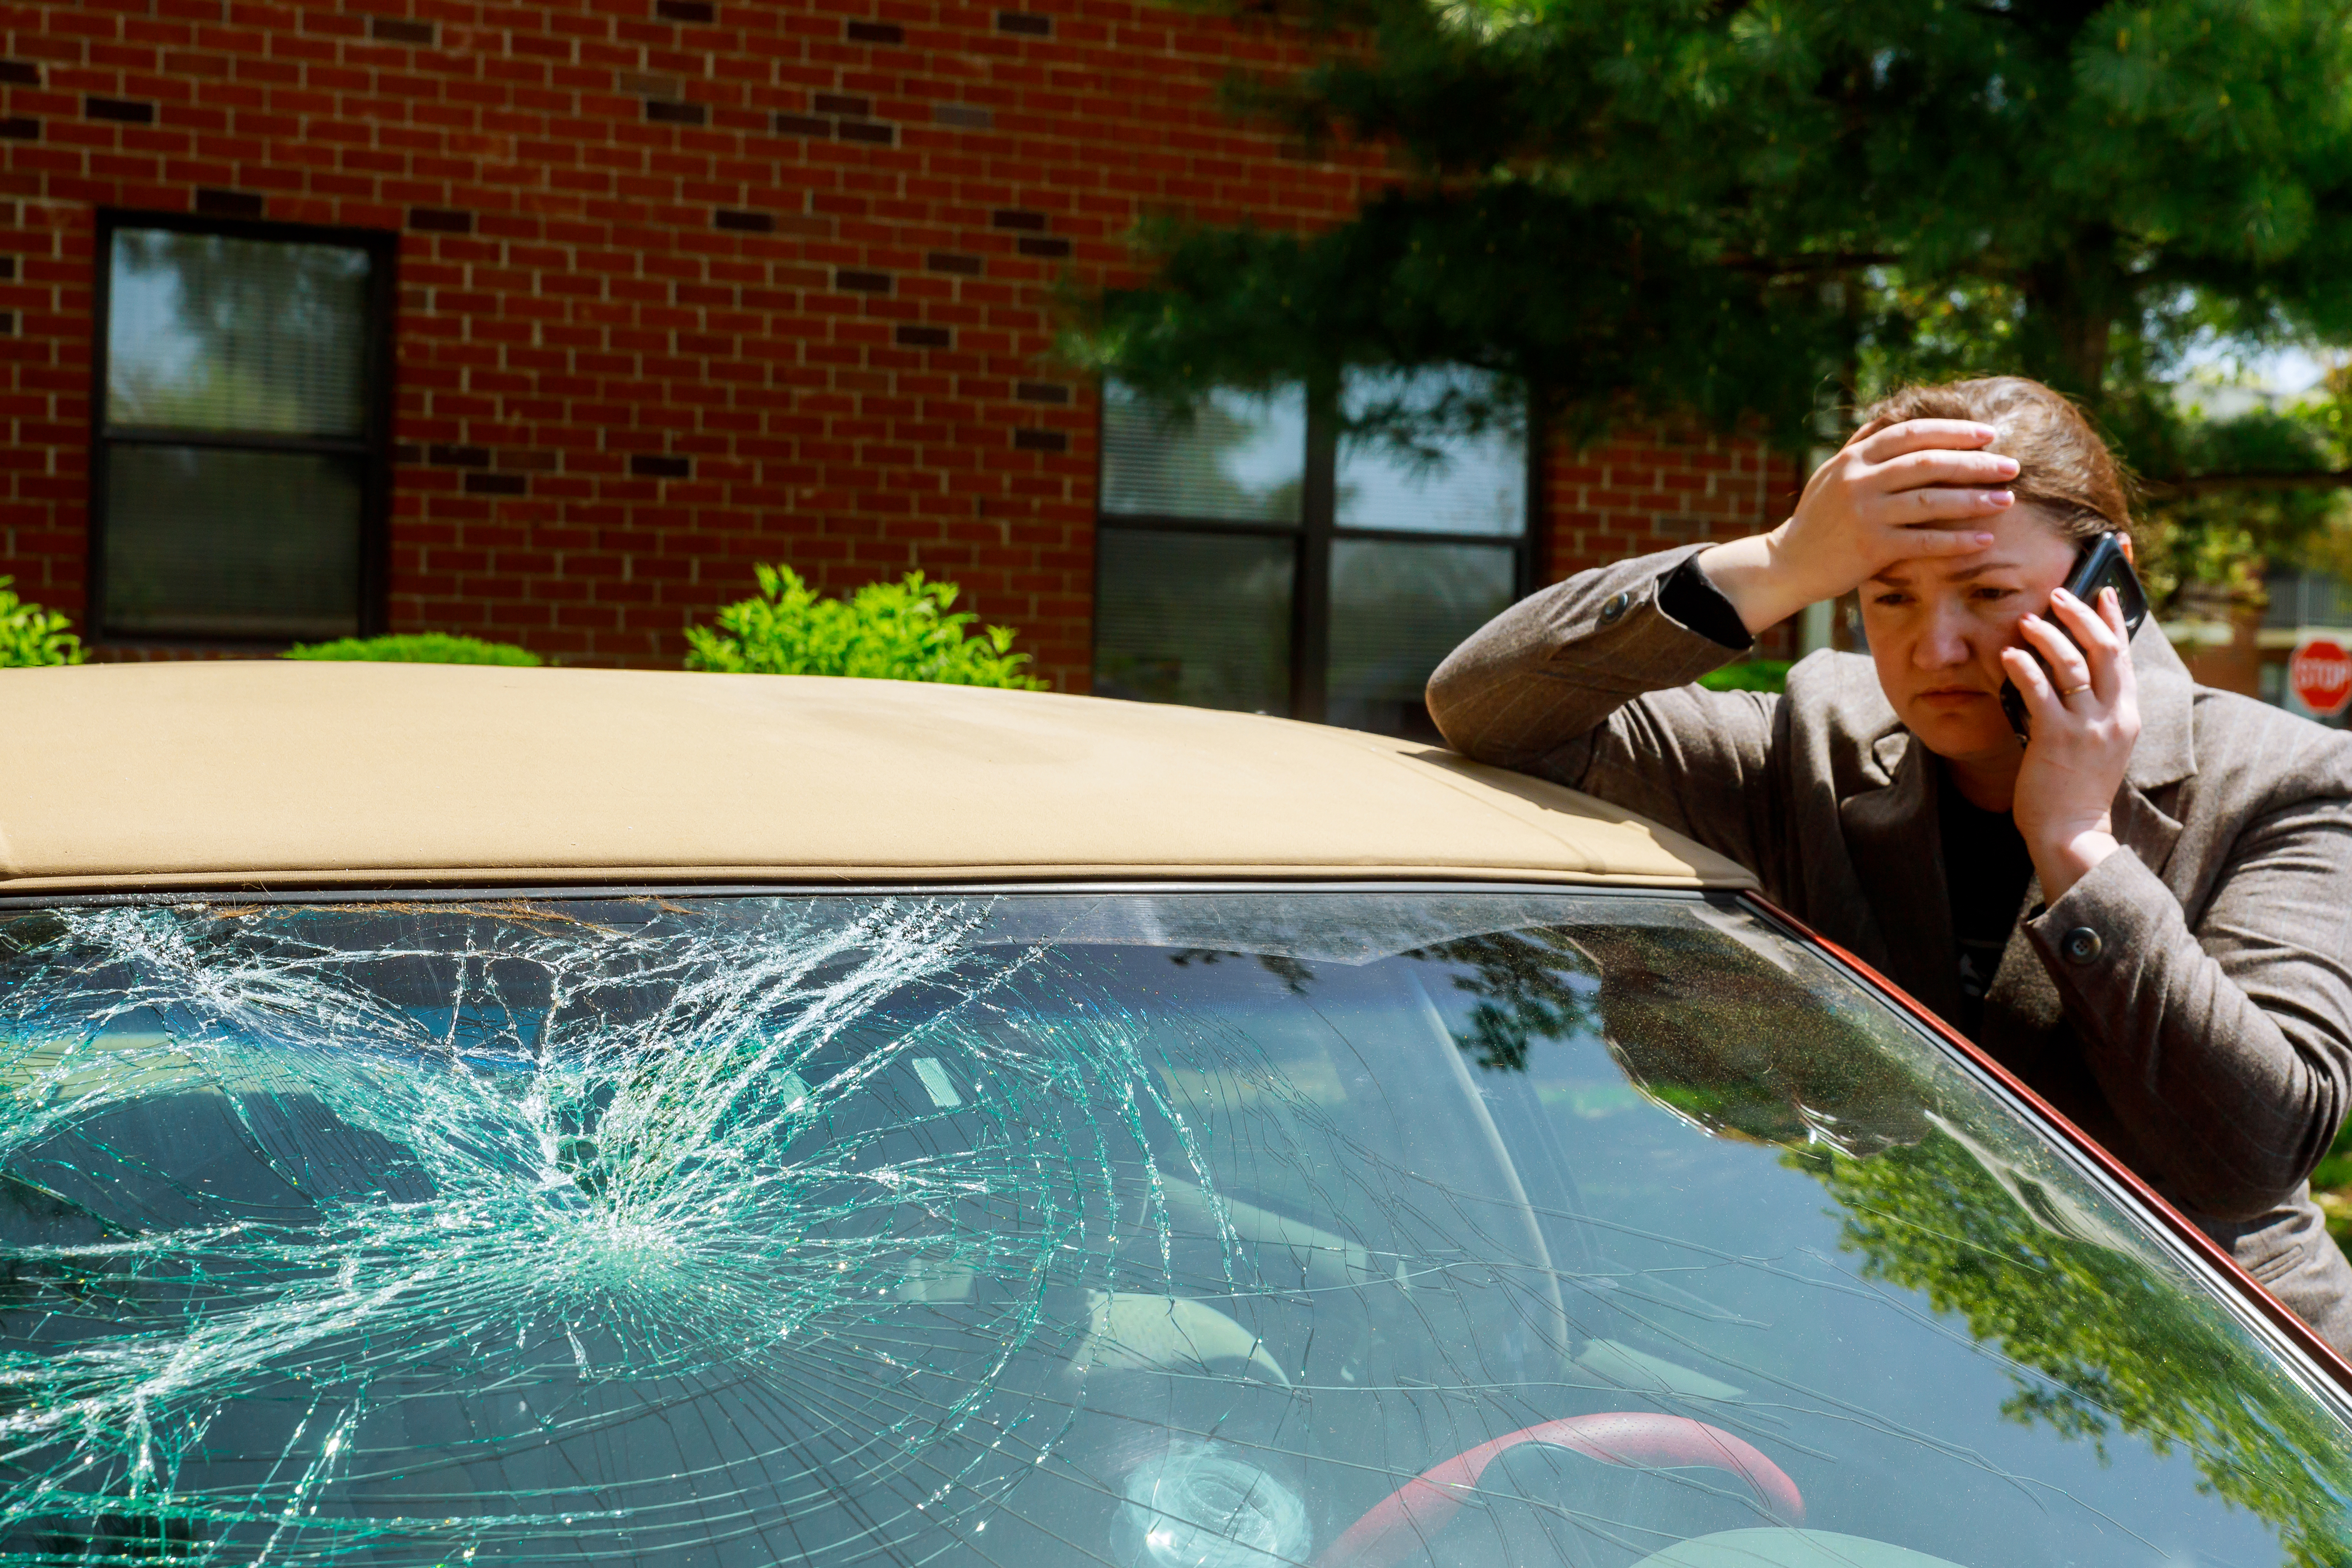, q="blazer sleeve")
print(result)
[2026,780,2352,1220]
[1425,543,1789,883]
